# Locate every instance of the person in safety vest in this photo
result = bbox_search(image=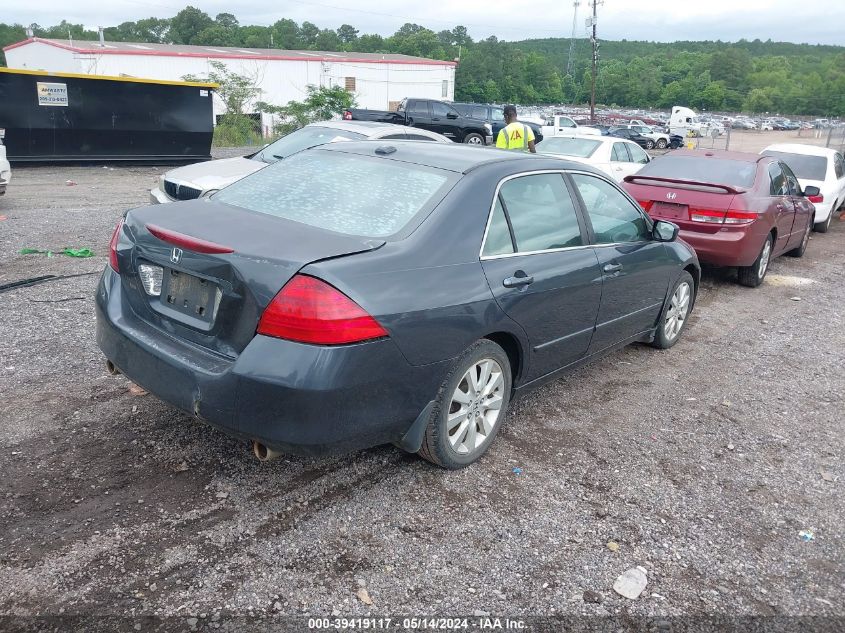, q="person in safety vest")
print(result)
[496,105,536,153]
